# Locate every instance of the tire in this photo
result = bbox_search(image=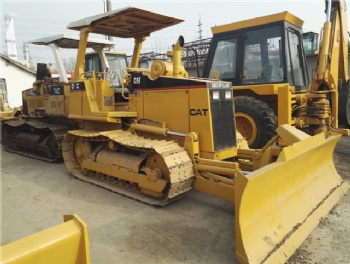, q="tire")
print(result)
[338,81,350,128]
[234,96,277,149]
